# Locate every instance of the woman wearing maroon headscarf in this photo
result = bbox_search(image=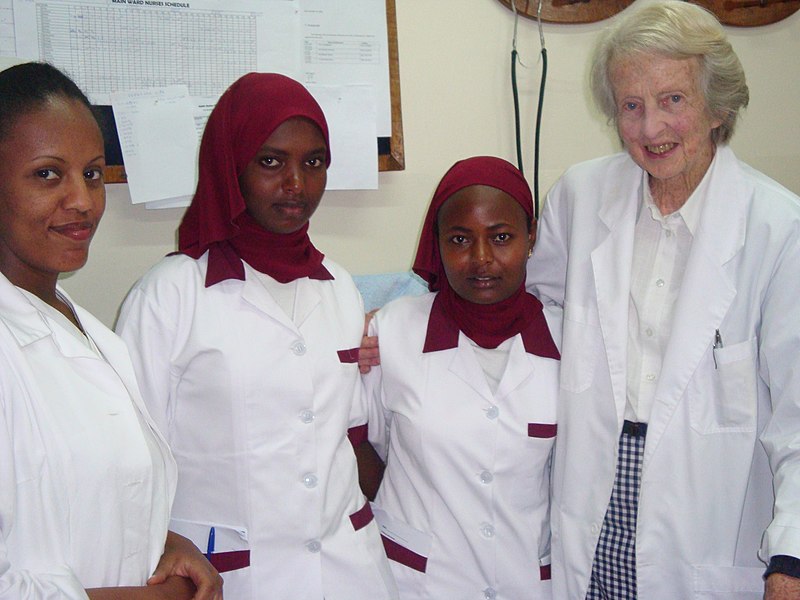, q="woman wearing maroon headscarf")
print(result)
[362,156,560,599]
[117,73,397,600]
